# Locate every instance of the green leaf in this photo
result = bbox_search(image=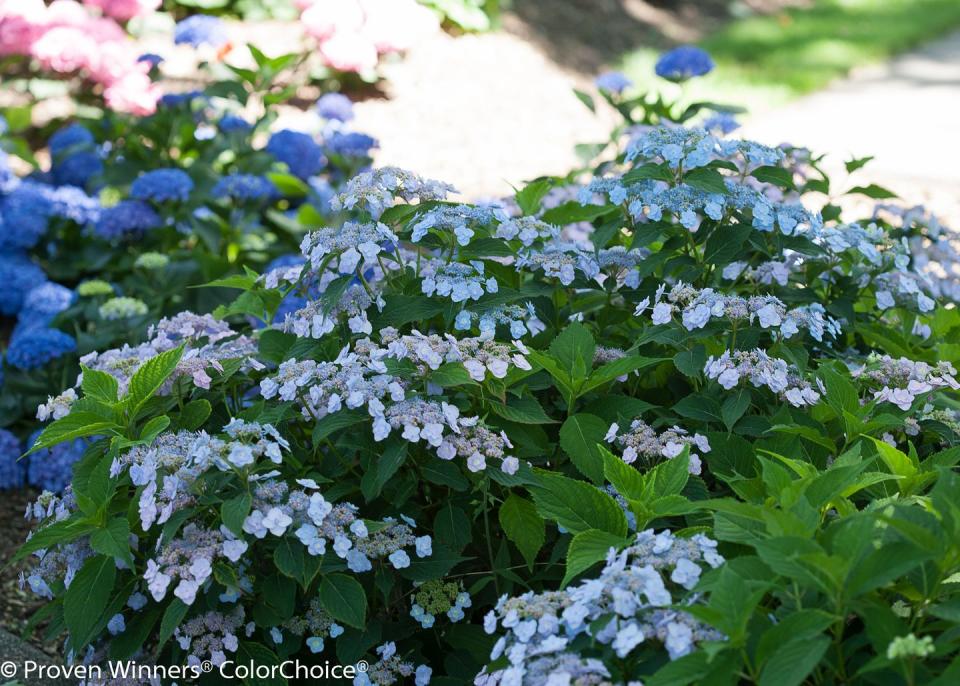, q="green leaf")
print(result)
[125,346,185,419]
[866,436,918,479]
[562,529,628,587]
[421,460,469,491]
[81,366,119,403]
[498,494,545,567]
[399,542,467,582]
[178,399,212,431]
[684,167,727,194]
[673,395,722,423]
[319,574,367,629]
[581,356,664,393]
[90,518,134,568]
[267,172,310,197]
[515,179,552,215]
[157,600,189,652]
[758,635,830,686]
[530,472,627,536]
[549,322,595,383]
[489,397,557,425]
[672,346,707,378]
[27,412,120,454]
[360,440,408,501]
[818,365,860,416]
[428,362,476,388]
[721,389,751,430]
[274,538,323,590]
[621,163,674,185]
[64,555,116,651]
[559,414,608,483]
[370,295,445,329]
[602,445,645,500]
[222,493,252,537]
[139,415,170,443]
[751,165,794,189]
[541,202,615,225]
[651,449,691,497]
[847,183,896,199]
[313,409,369,446]
[703,224,752,266]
